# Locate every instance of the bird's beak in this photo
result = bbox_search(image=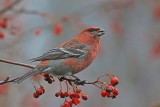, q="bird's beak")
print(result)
[98,30,105,37]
